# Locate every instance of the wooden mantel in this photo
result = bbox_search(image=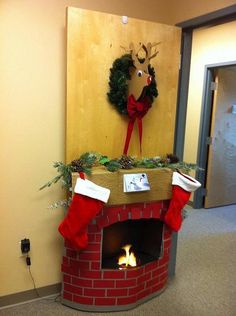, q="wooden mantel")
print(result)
[72,167,173,206]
